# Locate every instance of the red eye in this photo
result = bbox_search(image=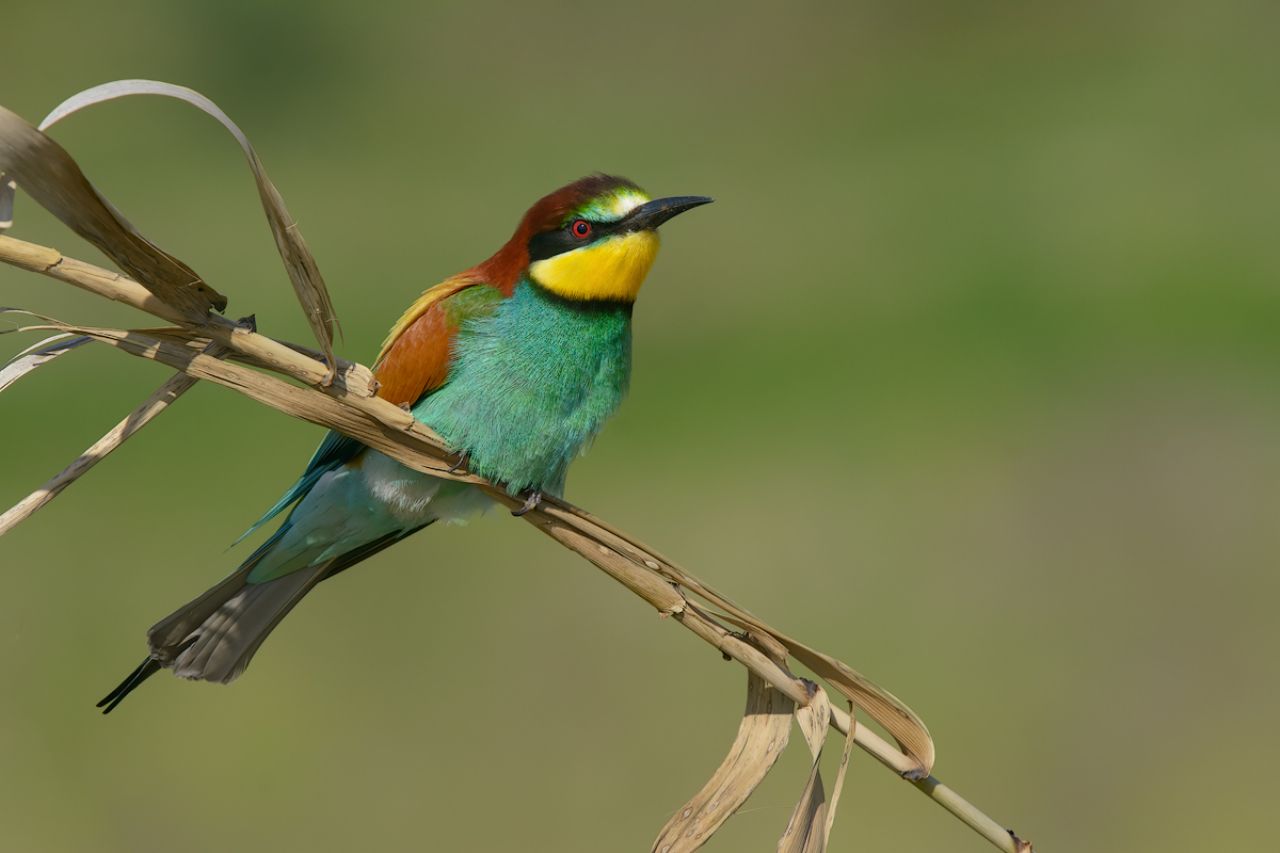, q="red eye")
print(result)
[570,219,592,239]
